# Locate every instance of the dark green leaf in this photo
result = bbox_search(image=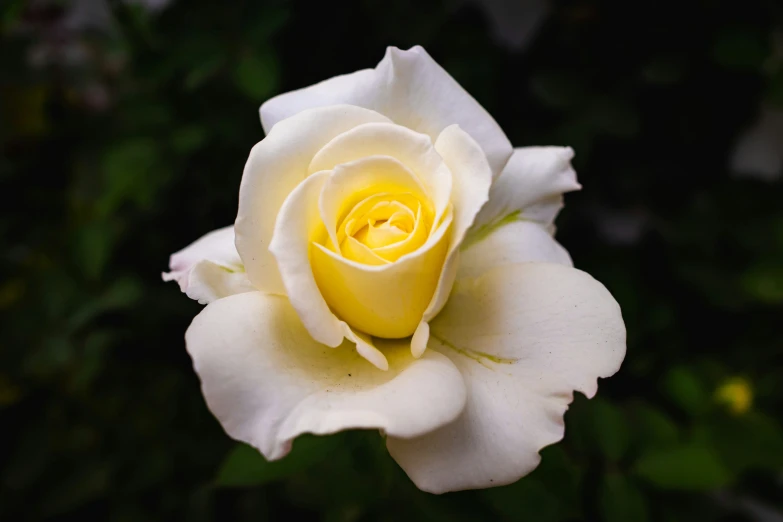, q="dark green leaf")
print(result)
[590,398,630,462]
[482,479,563,522]
[216,435,338,487]
[634,445,731,490]
[661,366,708,417]
[600,473,650,522]
[233,49,280,100]
[712,27,769,71]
